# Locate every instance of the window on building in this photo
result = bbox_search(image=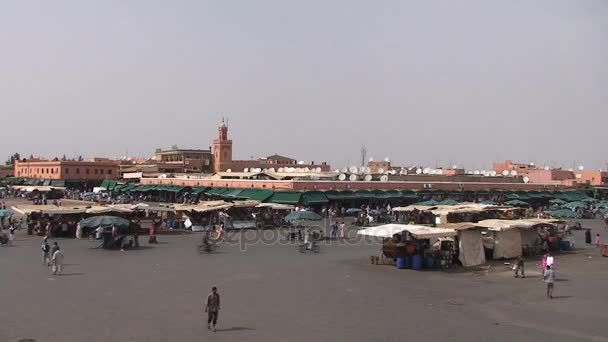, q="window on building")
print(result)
[94,169,98,175]
[46,168,49,173]
[108,169,112,175]
[65,168,69,174]
[76,168,80,174]
[100,169,104,175]
[51,168,54,174]
[86,169,90,174]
